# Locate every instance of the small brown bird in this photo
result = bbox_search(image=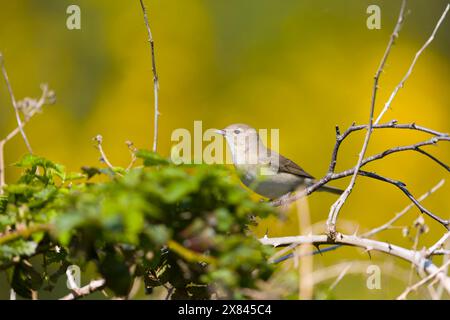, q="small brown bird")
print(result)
[216,123,343,199]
